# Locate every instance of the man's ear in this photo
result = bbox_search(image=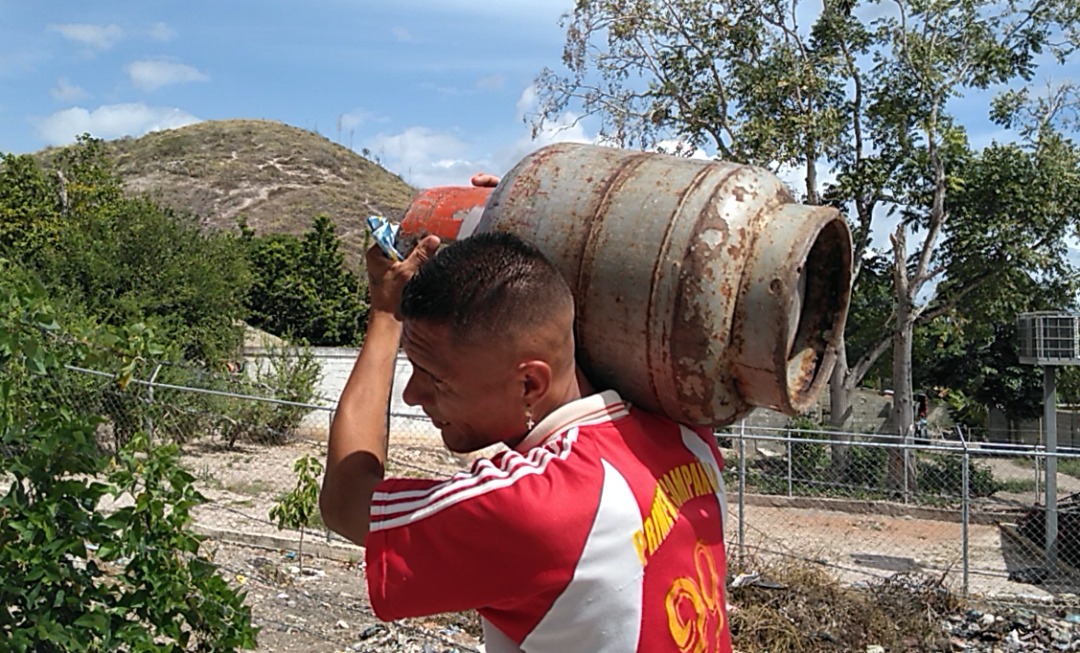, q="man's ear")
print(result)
[518,360,552,405]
